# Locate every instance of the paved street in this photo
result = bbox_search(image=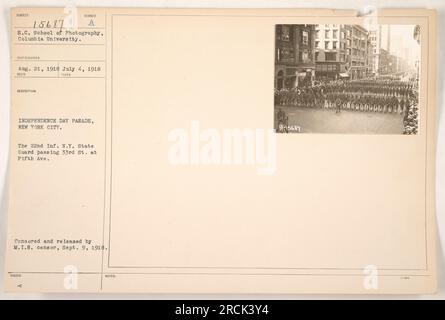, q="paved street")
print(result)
[276,106,405,134]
